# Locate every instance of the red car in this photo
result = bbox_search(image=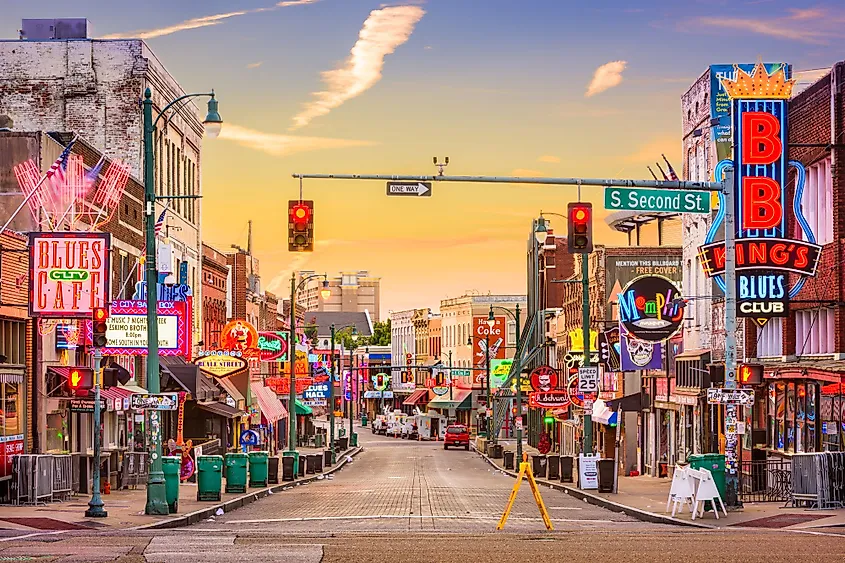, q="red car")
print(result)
[444,424,470,450]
